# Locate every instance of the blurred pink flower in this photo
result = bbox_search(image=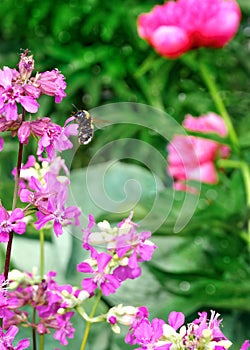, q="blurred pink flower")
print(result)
[138,0,241,58]
[167,113,230,189]
[183,112,228,136]
[240,340,250,350]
